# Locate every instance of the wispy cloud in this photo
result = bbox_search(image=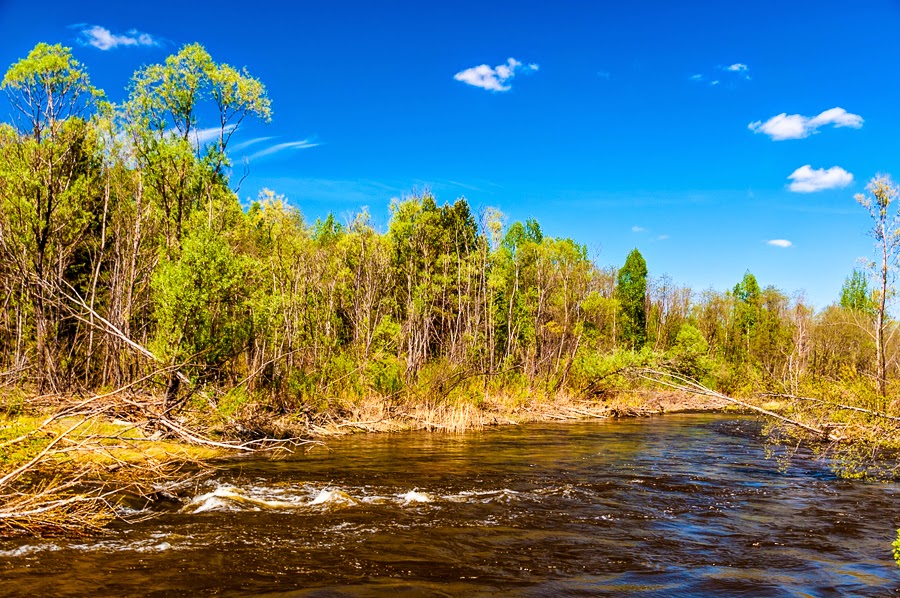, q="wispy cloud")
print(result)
[657,234,669,241]
[162,125,235,147]
[77,25,159,50]
[631,225,646,233]
[597,71,611,80]
[192,125,235,146]
[454,58,538,92]
[248,140,319,161]
[690,62,750,86]
[749,107,863,141]
[788,165,853,193]
[257,177,404,205]
[230,136,274,153]
[767,239,792,248]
